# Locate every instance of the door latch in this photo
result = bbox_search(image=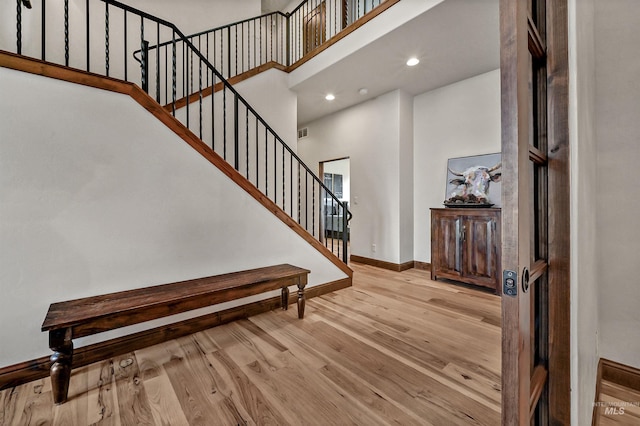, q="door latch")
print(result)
[503,270,517,297]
